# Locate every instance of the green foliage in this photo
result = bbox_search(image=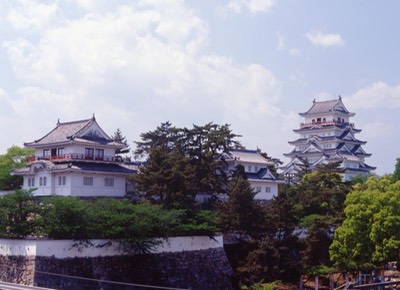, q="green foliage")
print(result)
[218,165,265,237]
[170,209,218,237]
[134,147,197,209]
[240,280,279,290]
[134,121,243,200]
[0,146,34,190]
[330,176,400,270]
[39,197,218,253]
[41,196,91,239]
[111,128,130,156]
[391,157,400,183]
[0,189,40,238]
[288,162,351,273]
